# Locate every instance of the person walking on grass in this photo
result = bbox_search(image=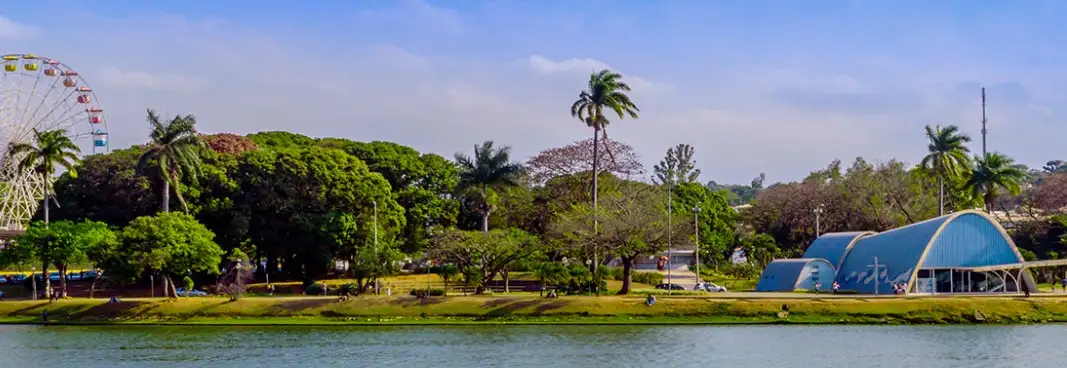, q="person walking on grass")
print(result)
[1061,278,1066,293]
[832,281,840,295]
